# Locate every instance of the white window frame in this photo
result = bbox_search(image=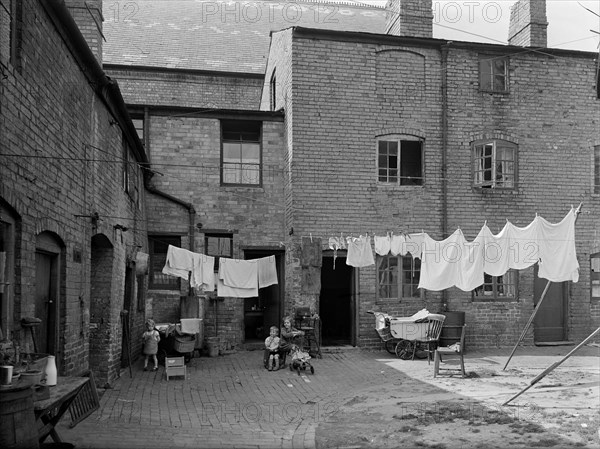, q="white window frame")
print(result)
[472,139,517,189]
[376,136,424,186]
[376,255,421,300]
[479,56,509,93]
